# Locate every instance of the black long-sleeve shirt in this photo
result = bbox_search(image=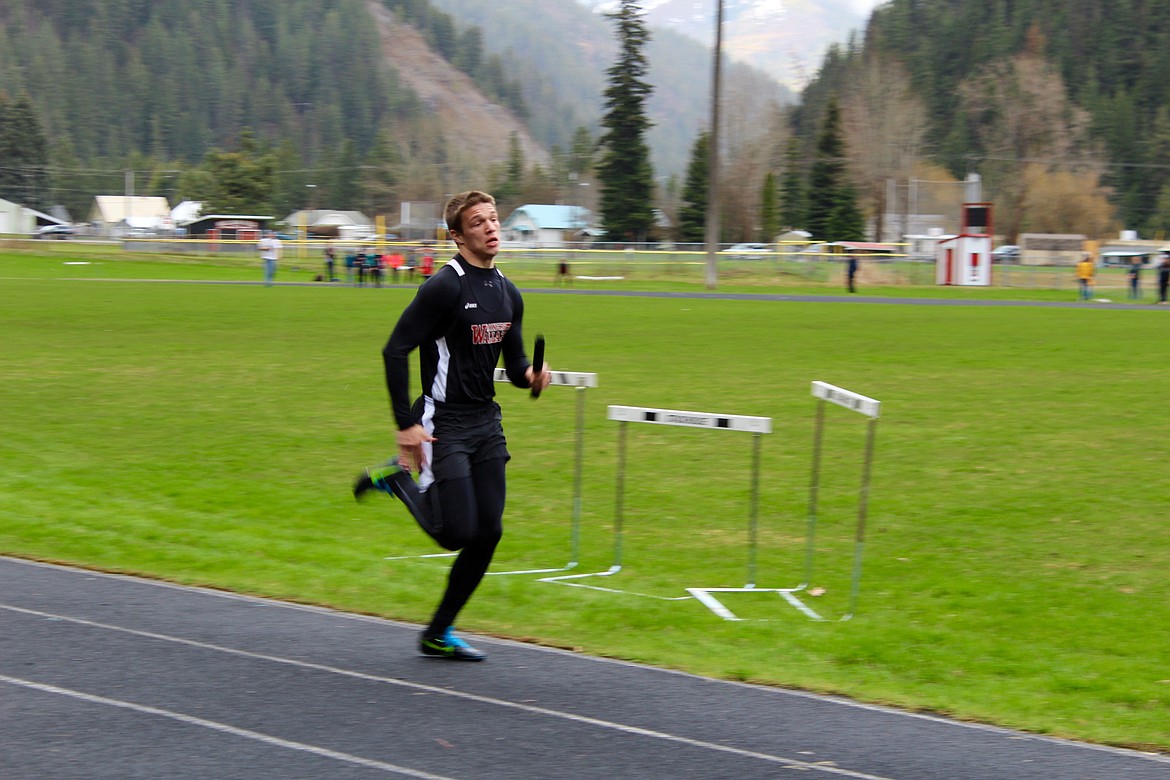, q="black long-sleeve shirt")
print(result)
[382,255,530,430]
